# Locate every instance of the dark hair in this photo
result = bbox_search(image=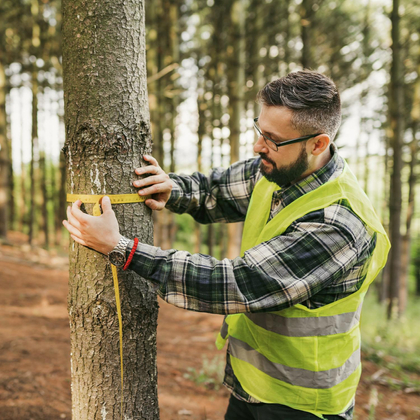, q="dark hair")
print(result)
[256,70,341,141]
